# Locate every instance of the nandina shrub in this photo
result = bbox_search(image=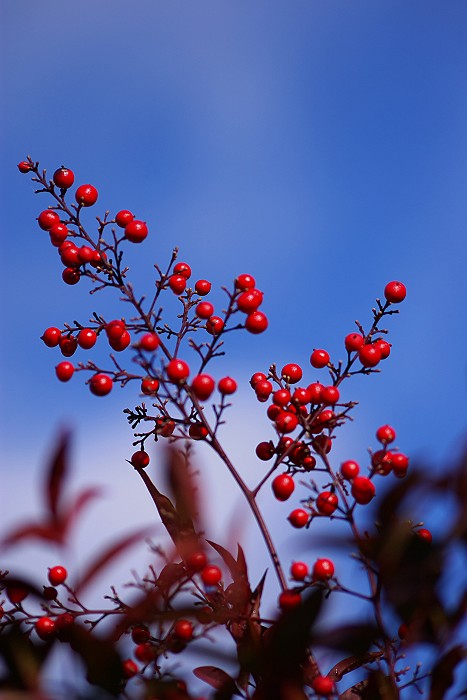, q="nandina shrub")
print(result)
[0,157,466,699]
